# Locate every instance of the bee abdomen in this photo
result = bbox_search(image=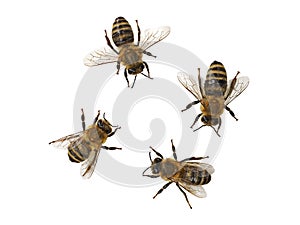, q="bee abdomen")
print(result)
[204,61,228,96]
[185,170,211,185]
[112,17,134,47]
[67,143,91,163]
